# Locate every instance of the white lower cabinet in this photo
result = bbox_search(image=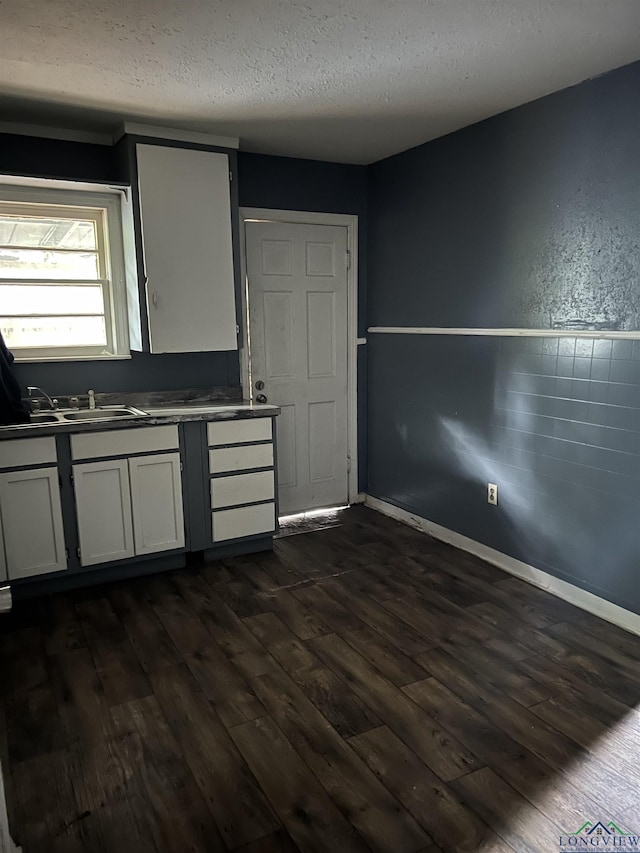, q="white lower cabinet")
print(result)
[206,415,277,543]
[129,453,185,555]
[73,452,184,567]
[73,459,135,566]
[0,468,67,579]
[0,520,6,582]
